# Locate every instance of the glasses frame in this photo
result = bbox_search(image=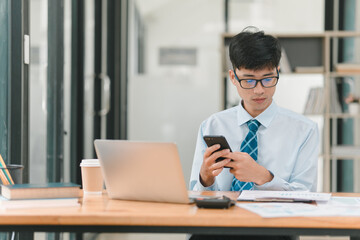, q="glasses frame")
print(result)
[233,68,280,89]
